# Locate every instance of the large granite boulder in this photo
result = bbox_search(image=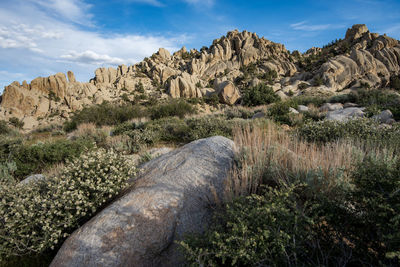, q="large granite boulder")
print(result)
[326,107,365,121]
[51,136,235,267]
